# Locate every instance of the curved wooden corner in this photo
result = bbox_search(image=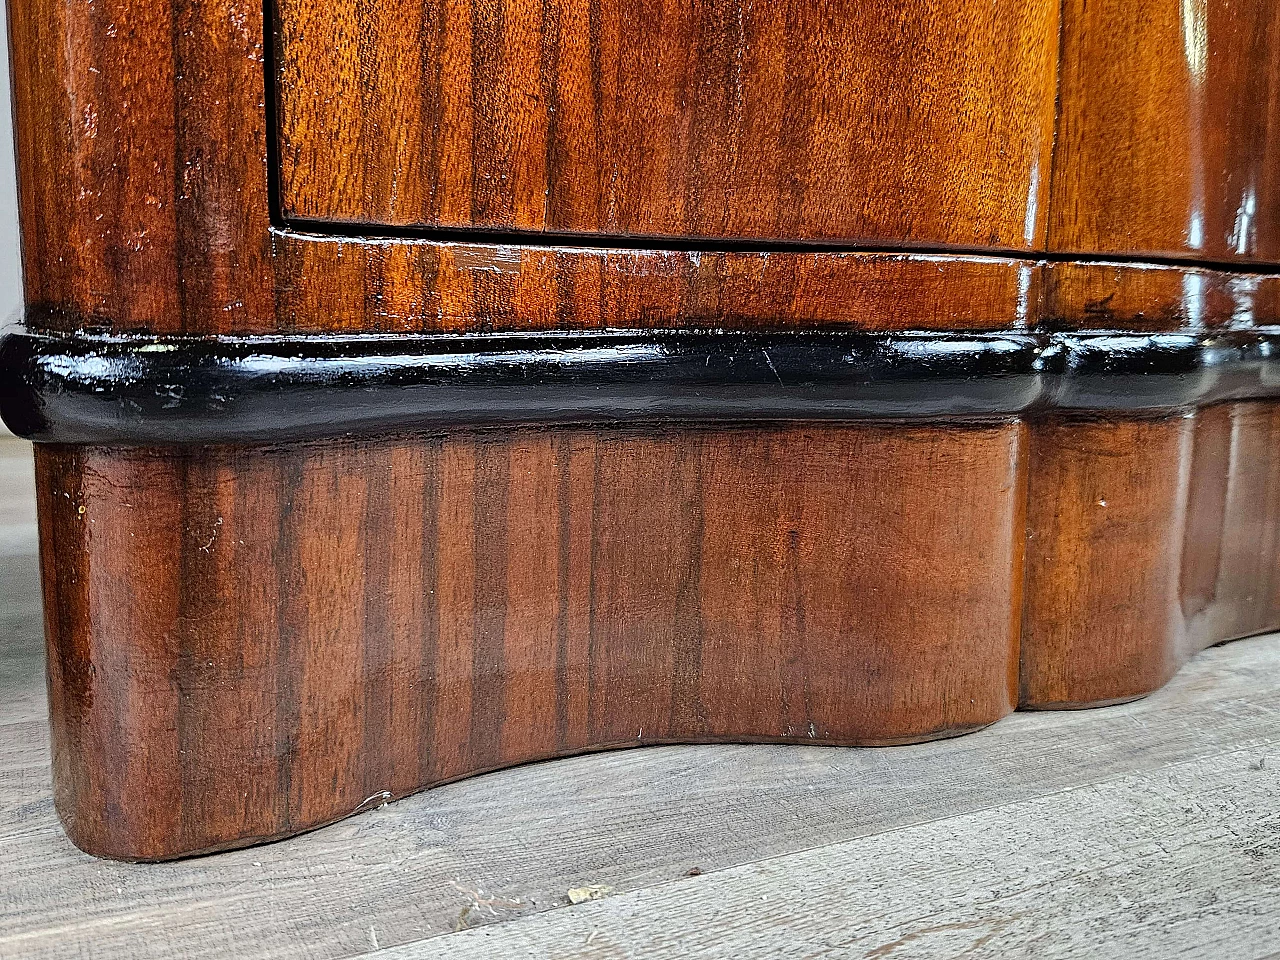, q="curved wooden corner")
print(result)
[1020,404,1280,707]
[31,402,1280,860]
[38,424,1026,860]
